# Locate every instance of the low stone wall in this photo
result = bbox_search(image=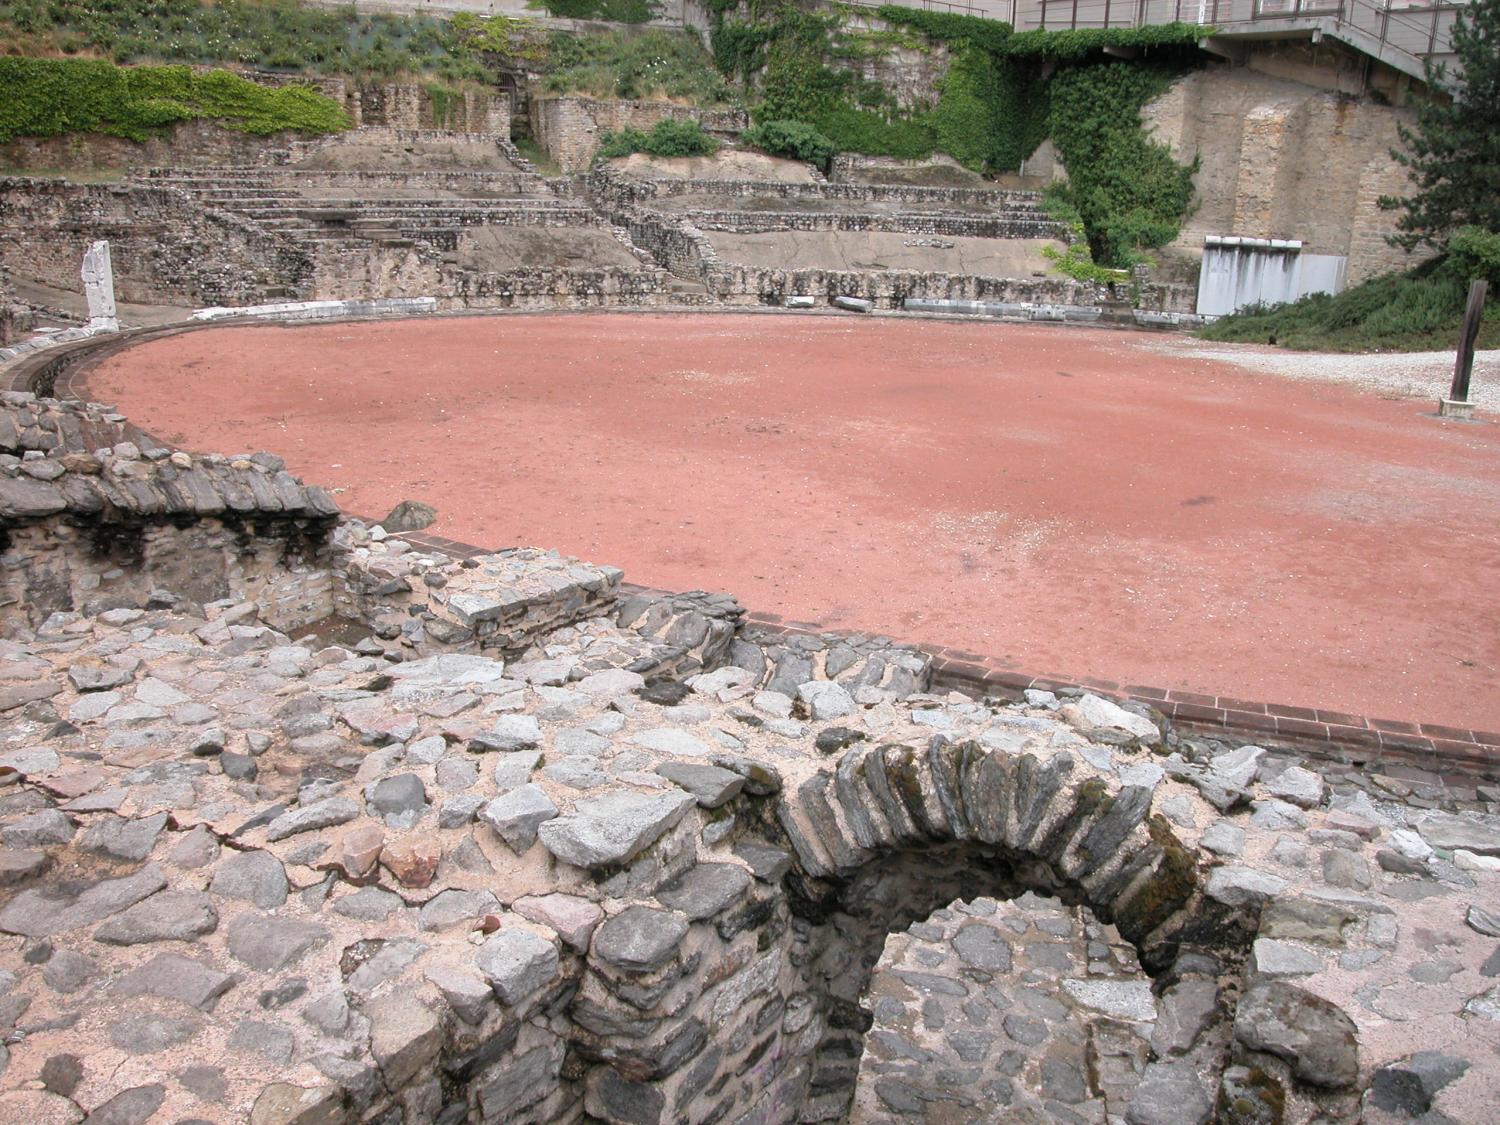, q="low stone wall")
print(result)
[0,120,313,176]
[608,208,722,283]
[602,174,1046,211]
[0,178,312,307]
[531,96,748,173]
[338,543,622,655]
[305,243,668,308]
[681,208,1065,239]
[716,265,1100,310]
[0,394,339,632]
